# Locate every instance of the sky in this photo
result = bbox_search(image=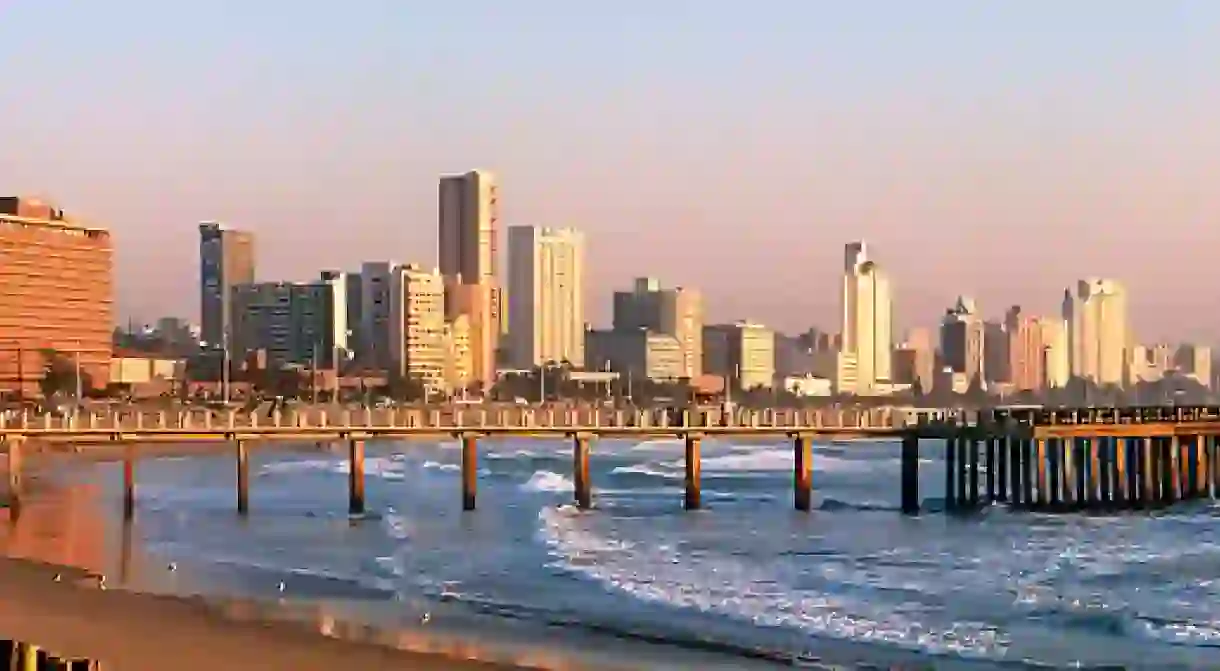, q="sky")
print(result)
[2,1,1219,342]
